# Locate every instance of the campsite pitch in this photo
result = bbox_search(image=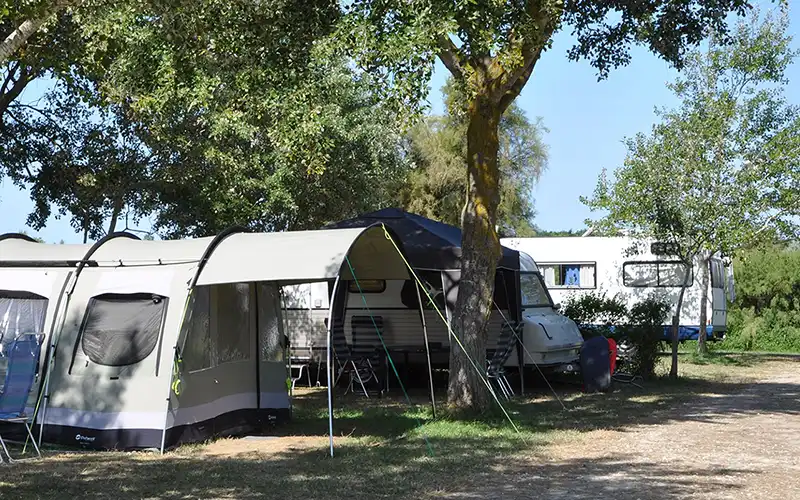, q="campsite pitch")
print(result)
[1,356,798,500]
